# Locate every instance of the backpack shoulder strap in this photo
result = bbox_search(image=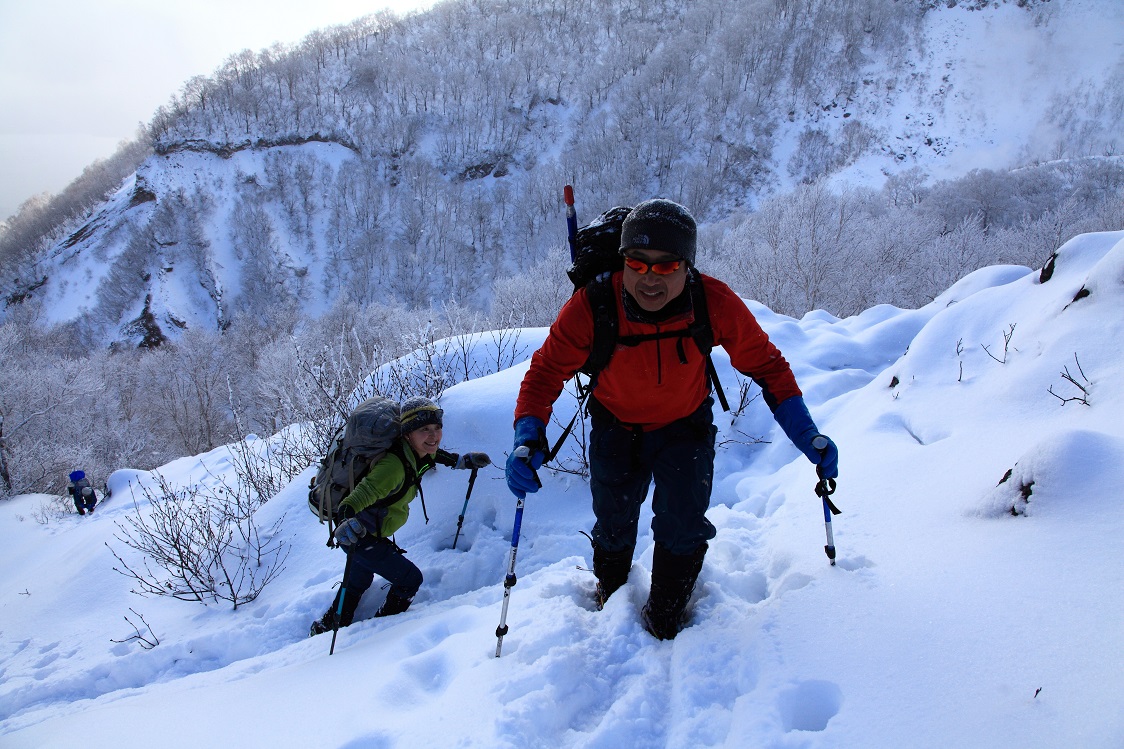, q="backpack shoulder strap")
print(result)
[374,443,419,508]
[684,268,713,353]
[685,269,729,411]
[382,445,432,525]
[580,271,619,380]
